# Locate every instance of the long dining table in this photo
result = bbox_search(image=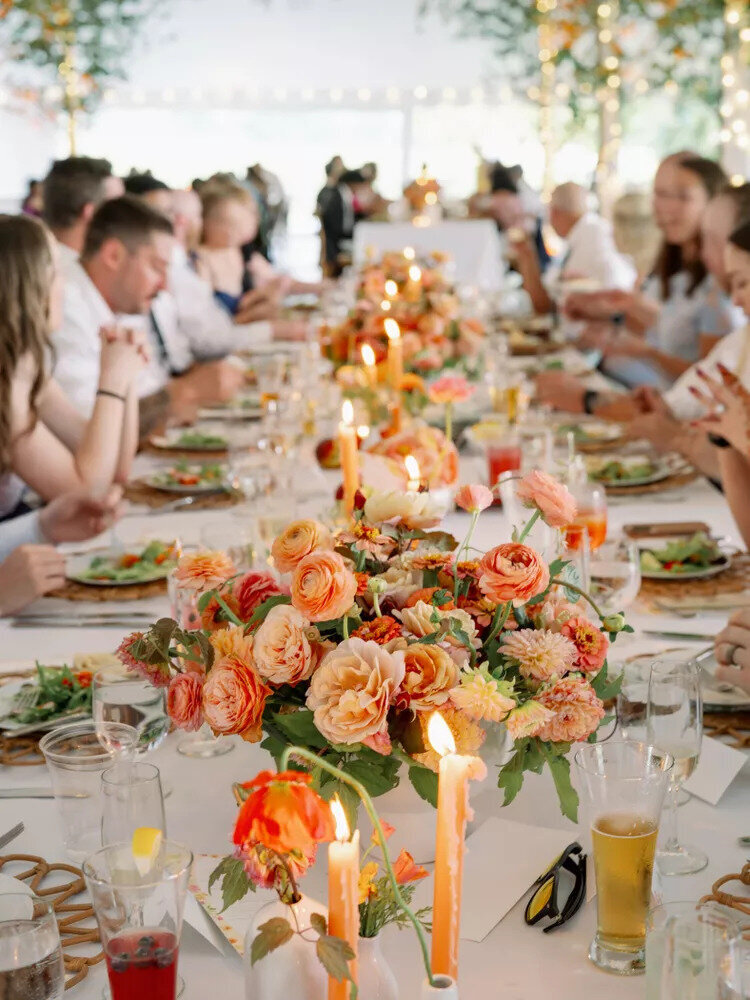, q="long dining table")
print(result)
[1,442,747,1000]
